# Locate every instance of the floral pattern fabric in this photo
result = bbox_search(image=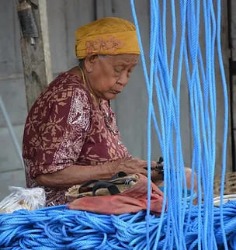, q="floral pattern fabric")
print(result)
[22,71,130,206]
